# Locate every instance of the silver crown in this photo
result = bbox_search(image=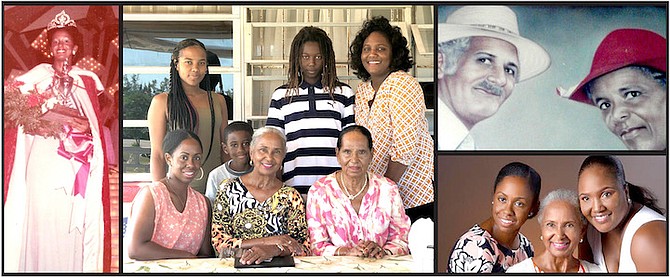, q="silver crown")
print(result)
[46,10,77,31]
